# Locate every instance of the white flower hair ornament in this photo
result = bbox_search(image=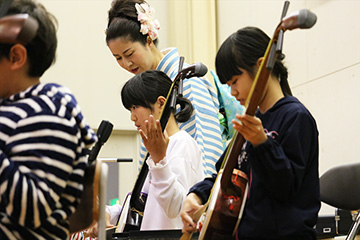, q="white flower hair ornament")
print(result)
[135,3,160,41]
